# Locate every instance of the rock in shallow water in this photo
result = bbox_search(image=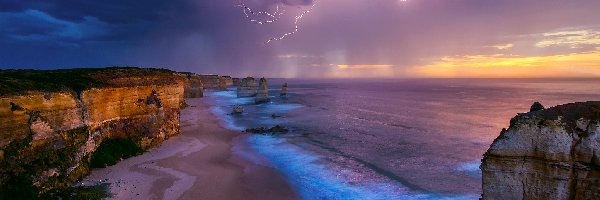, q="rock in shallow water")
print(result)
[244,125,289,134]
[232,105,243,114]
